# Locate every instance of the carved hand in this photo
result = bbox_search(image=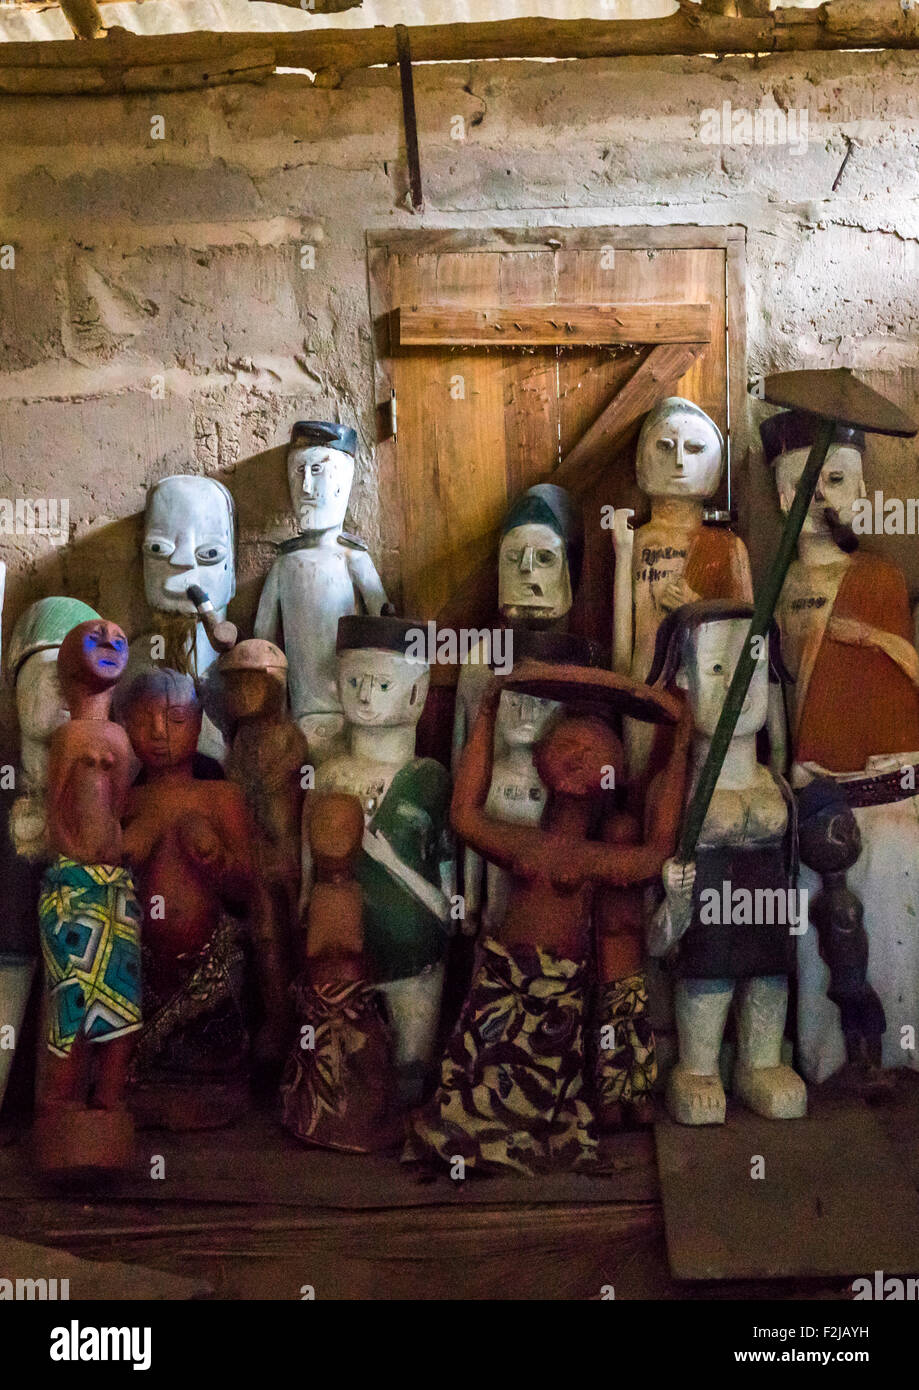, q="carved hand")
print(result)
[660,576,700,613]
[611,507,635,553]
